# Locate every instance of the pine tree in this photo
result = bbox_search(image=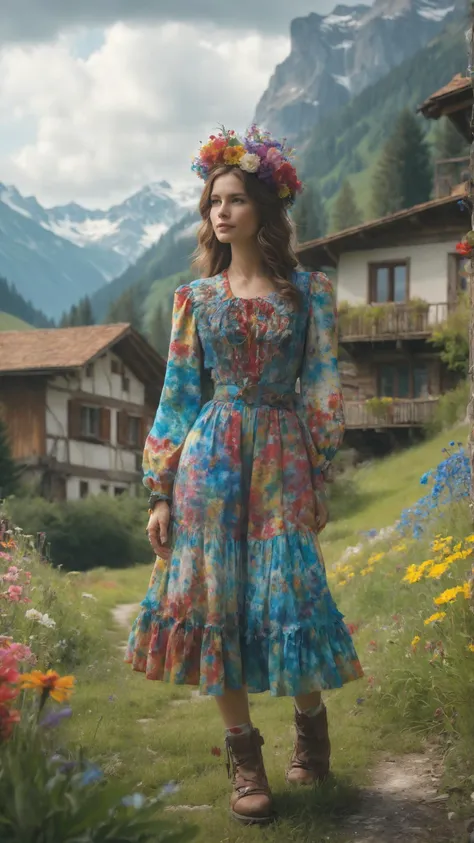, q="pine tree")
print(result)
[371,108,432,219]
[0,418,19,498]
[331,179,363,232]
[106,287,142,330]
[292,183,327,243]
[433,116,470,160]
